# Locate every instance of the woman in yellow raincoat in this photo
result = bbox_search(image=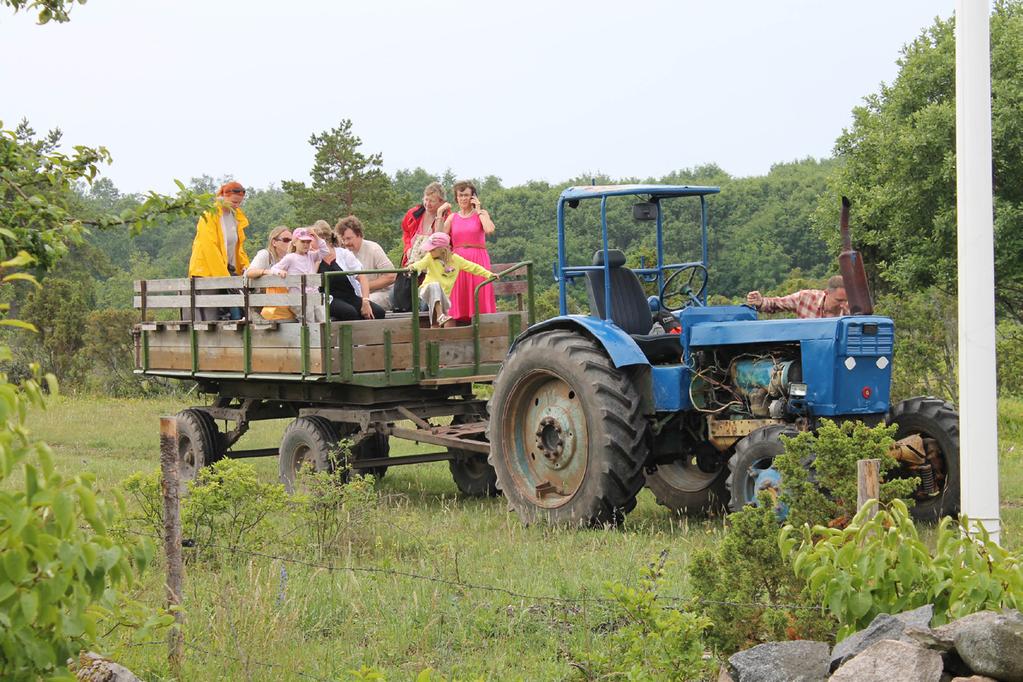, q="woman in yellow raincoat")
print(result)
[188,181,251,320]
